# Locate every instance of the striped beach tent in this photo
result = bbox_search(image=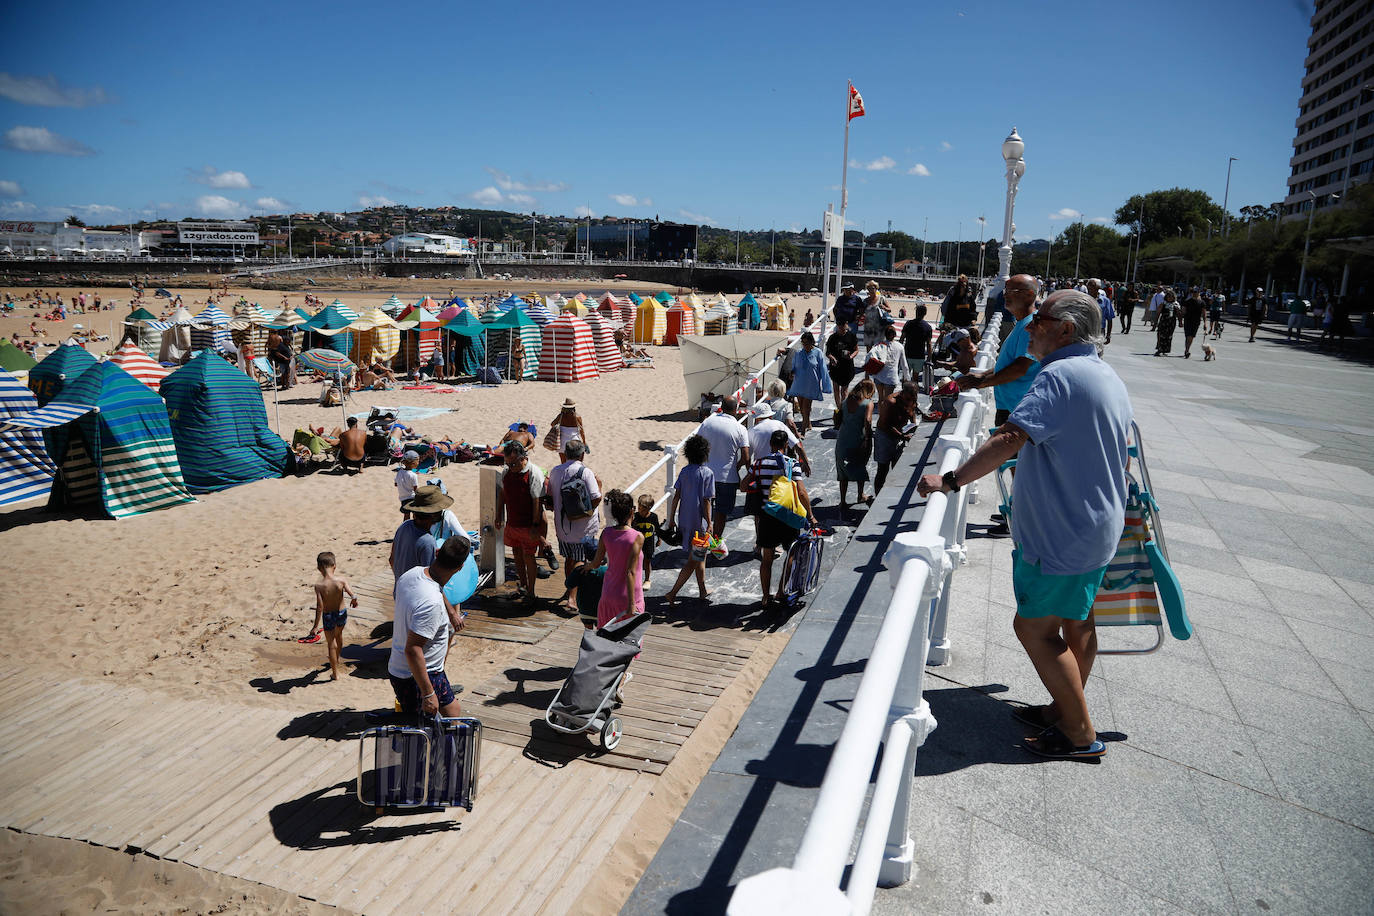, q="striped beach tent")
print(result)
[701,306,738,335]
[537,313,599,383]
[29,342,97,406]
[381,295,406,316]
[485,306,541,380]
[190,304,234,353]
[397,304,441,369]
[302,300,361,356]
[0,370,55,506]
[161,351,289,493]
[634,297,668,345]
[543,293,567,314]
[664,299,697,345]
[435,303,463,323]
[108,340,171,392]
[561,296,588,316]
[627,292,643,305]
[597,293,635,327]
[121,307,163,357]
[5,362,194,518]
[441,310,487,377]
[582,311,621,375]
[763,298,791,331]
[522,296,555,326]
[230,302,275,357]
[349,308,402,365]
[655,291,675,304]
